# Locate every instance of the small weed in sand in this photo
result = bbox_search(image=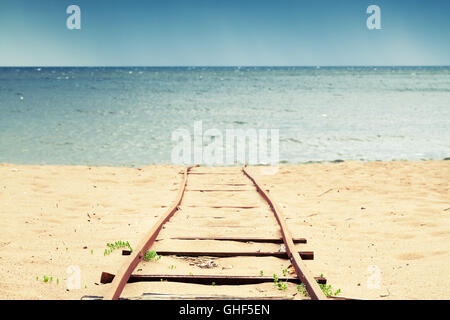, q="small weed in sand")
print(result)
[273,274,288,291]
[278,282,287,291]
[104,240,132,256]
[40,275,60,284]
[296,284,308,296]
[320,283,341,297]
[296,275,342,297]
[259,270,264,276]
[318,273,341,296]
[273,274,278,284]
[143,250,161,262]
